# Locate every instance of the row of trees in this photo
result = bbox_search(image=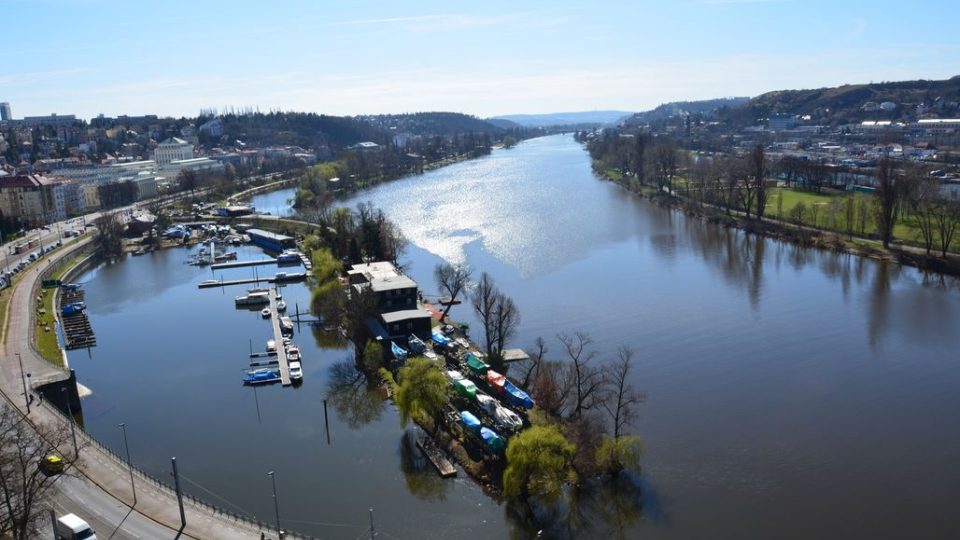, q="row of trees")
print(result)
[585,130,960,257]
